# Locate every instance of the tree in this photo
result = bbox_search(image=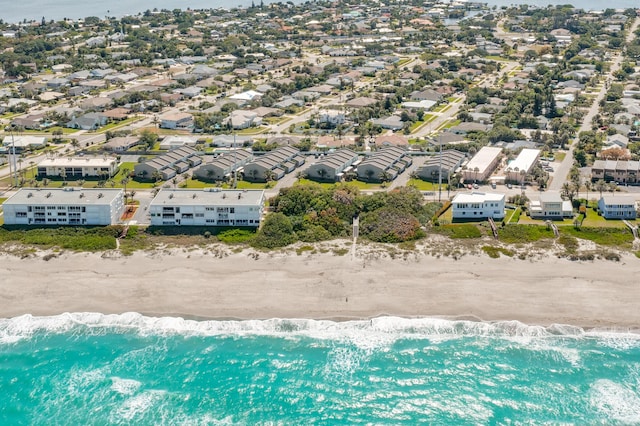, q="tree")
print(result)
[595,179,607,198]
[121,177,130,203]
[584,181,592,204]
[139,129,158,149]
